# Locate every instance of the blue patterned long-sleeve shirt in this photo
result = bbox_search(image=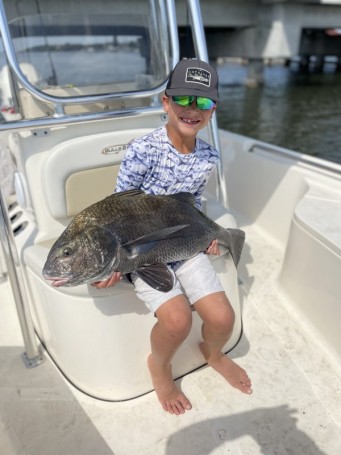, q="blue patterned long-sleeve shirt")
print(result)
[115,126,218,209]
